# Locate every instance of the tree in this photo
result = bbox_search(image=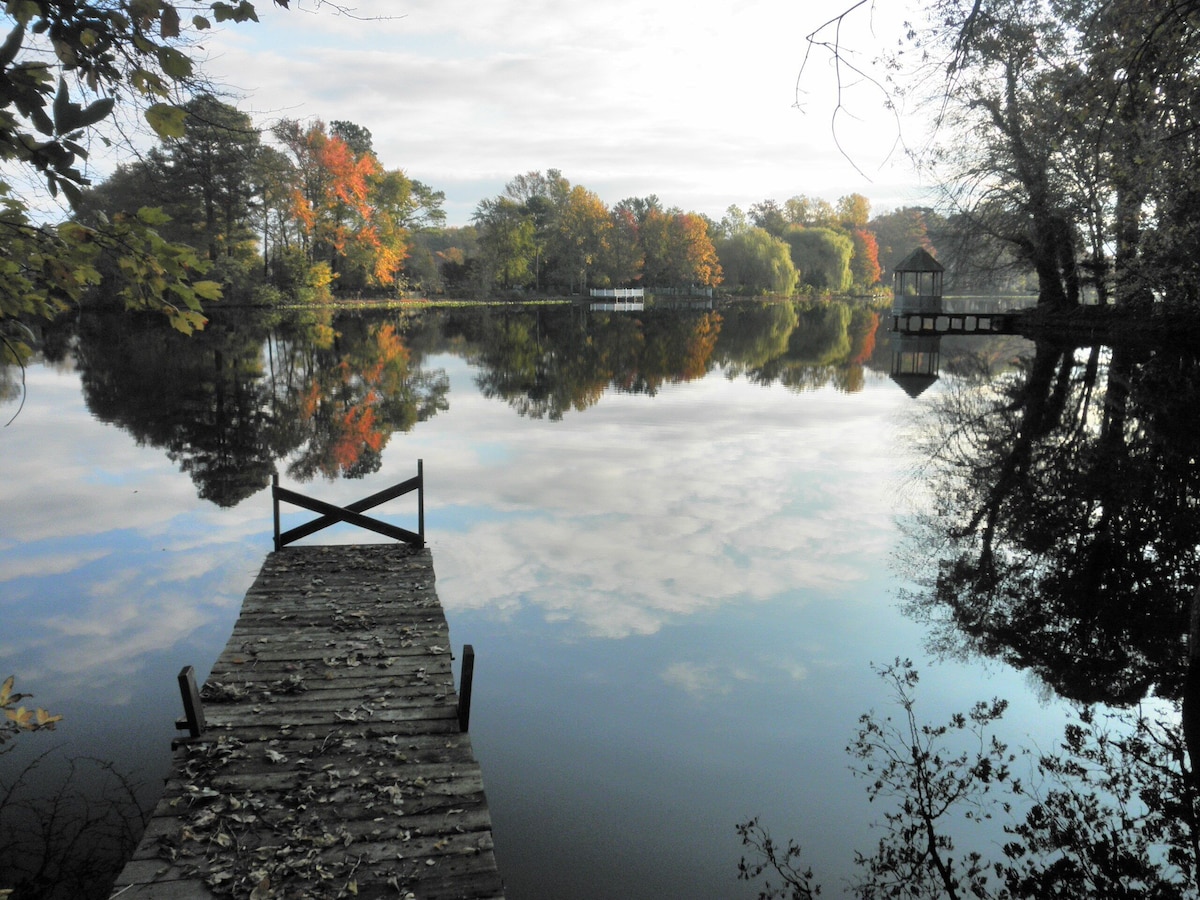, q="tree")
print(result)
[665,213,722,288]
[836,193,870,229]
[598,204,643,287]
[749,199,788,237]
[273,118,411,293]
[869,208,936,279]
[0,1,278,354]
[161,95,262,263]
[850,228,882,289]
[552,185,611,292]
[785,227,853,292]
[716,227,797,295]
[473,196,535,290]
[806,0,1200,307]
